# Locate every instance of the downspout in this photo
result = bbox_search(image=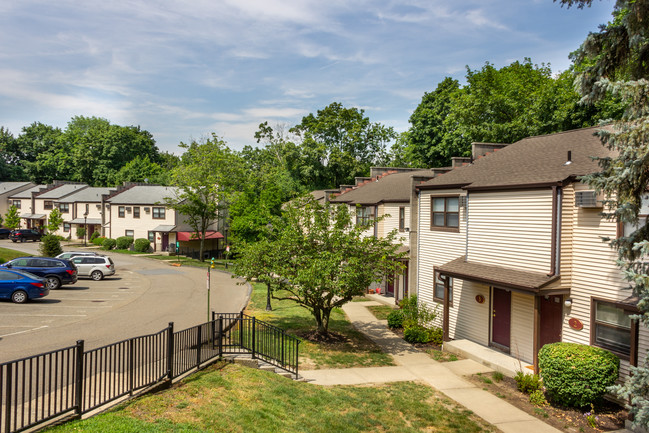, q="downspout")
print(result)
[465,192,469,261]
[416,192,421,298]
[555,187,562,275]
[548,186,562,277]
